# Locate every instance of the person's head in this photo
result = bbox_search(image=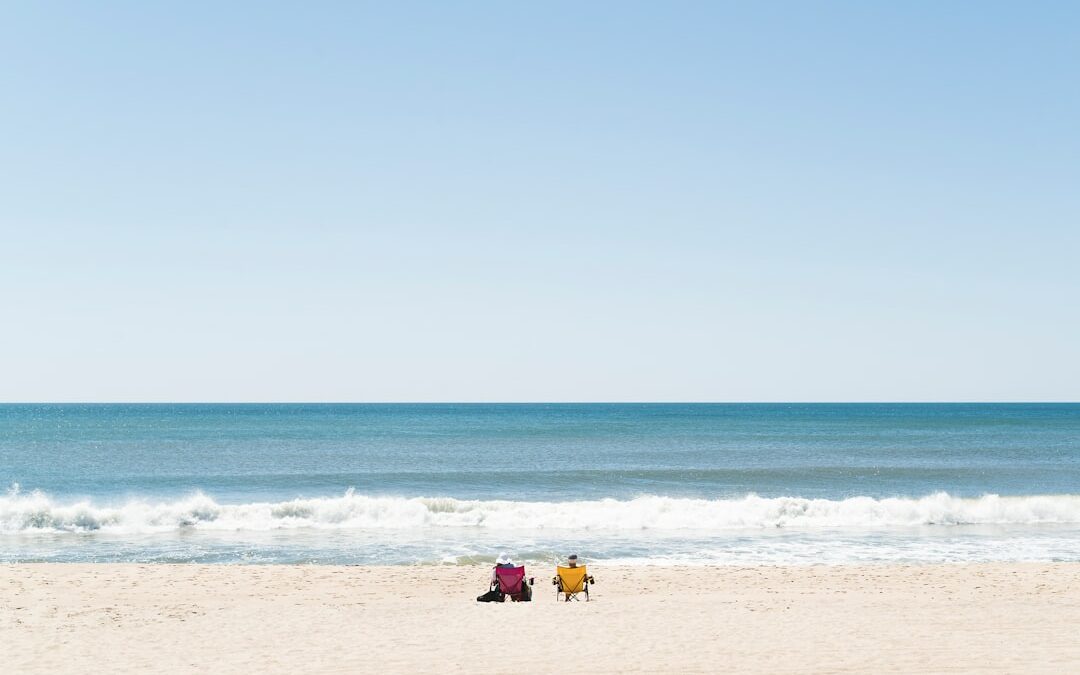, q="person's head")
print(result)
[496,553,513,566]
[567,554,579,567]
